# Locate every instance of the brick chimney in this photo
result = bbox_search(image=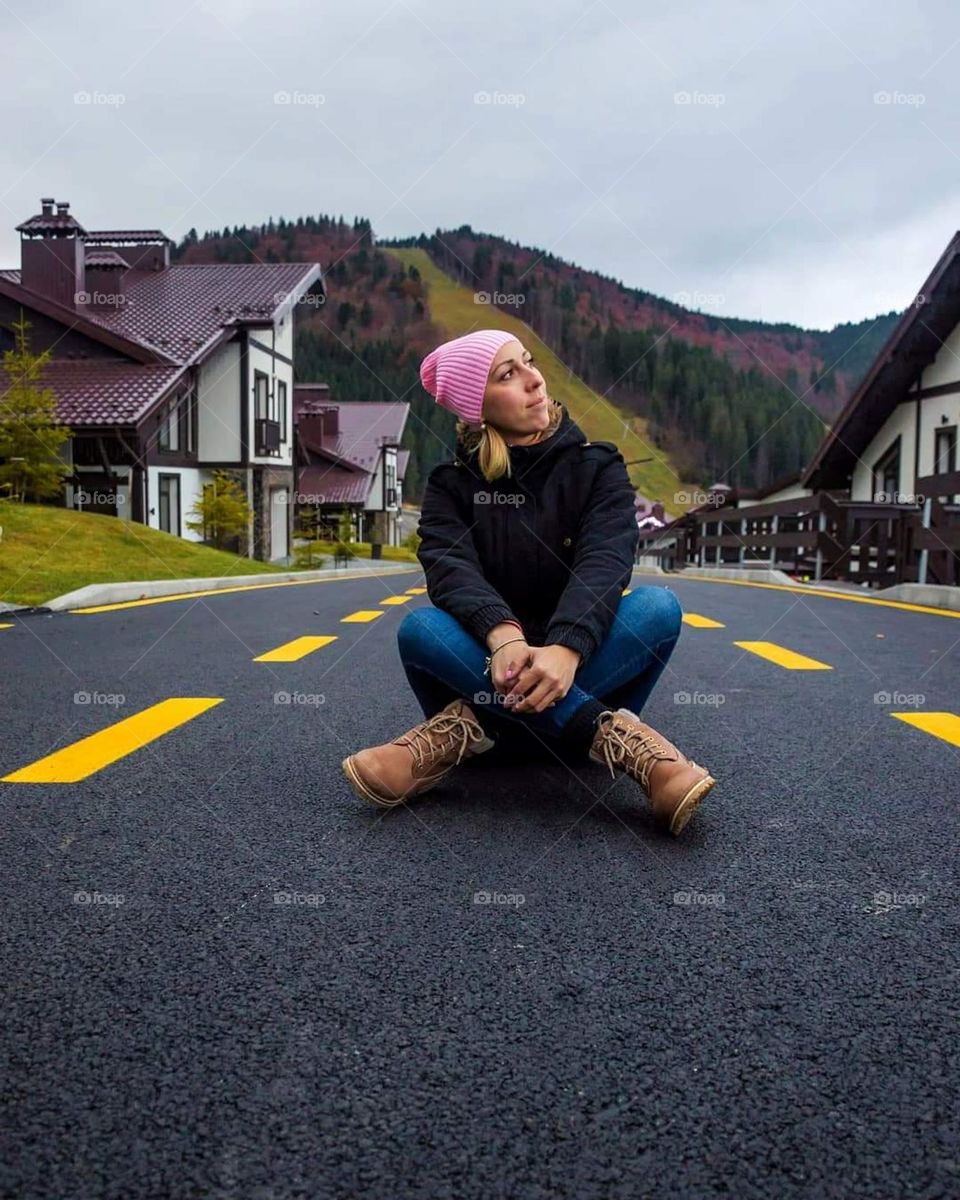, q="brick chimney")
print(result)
[16,197,87,308]
[83,249,129,310]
